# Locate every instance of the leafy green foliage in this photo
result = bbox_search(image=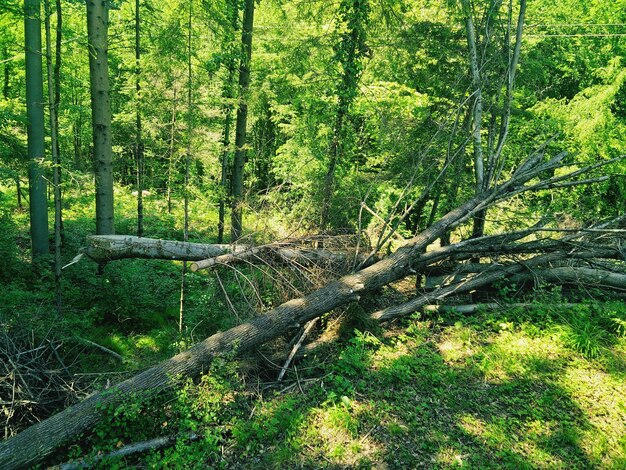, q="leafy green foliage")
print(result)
[2,0,626,467]
[0,195,19,281]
